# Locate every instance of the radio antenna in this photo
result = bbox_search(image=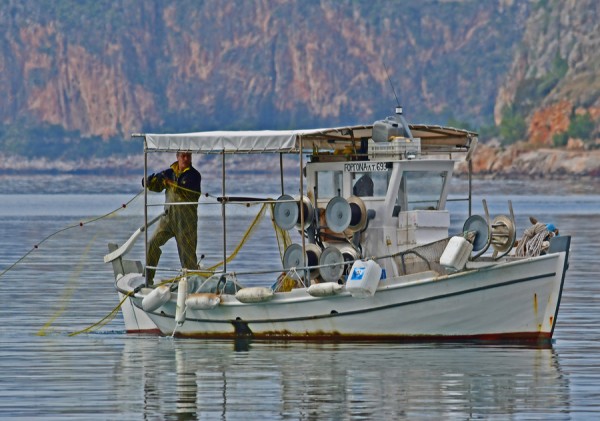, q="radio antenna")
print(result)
[383,61,400,107]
